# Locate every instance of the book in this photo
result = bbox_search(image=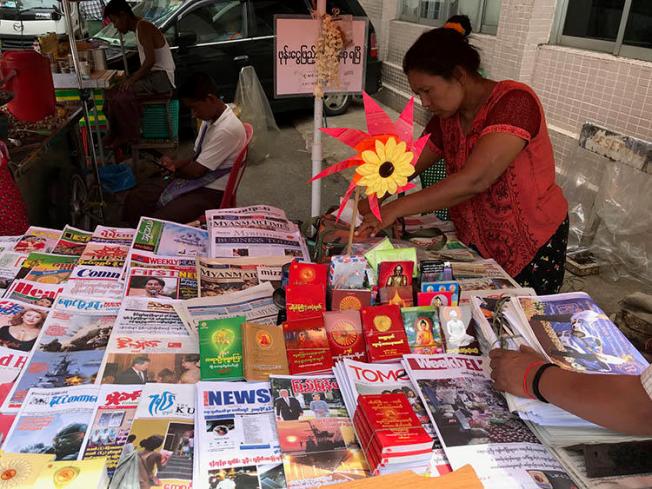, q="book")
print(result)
[378,261,414,288]
[331,289,373,312]
[420,281,460,305]
[323,311,367,363]
[439,306,480,356]
[379,286,414,308]
[360,305,410,363]
[283,317,333,375]
[242,322,289,381]
[289,261,328,286]
[417,290,454,307]
[285,284,326,321]
[400,306,445,354]
[33,458,109,489]
[198,316,245,381]
[0,452,54,488]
